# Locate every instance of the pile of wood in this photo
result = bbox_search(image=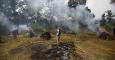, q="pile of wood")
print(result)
[45,42,78,60]
[40,32,52,40]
